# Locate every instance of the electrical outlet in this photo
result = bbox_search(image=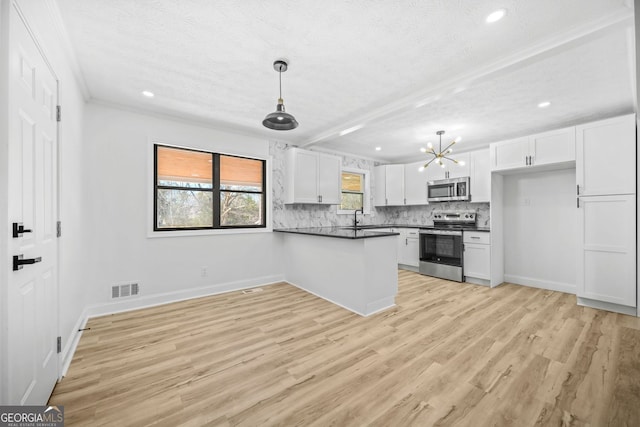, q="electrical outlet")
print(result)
[201,267,208,277]
[403,211,408,218]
